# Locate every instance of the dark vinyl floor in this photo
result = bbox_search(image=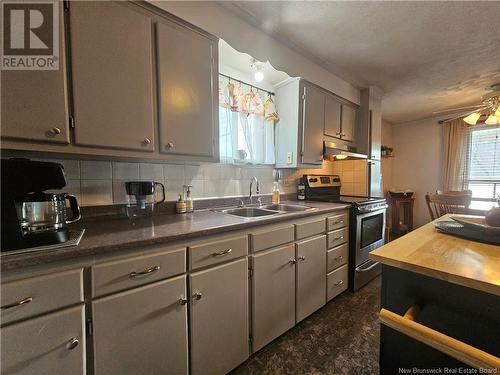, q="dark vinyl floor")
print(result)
[232,276,381,375]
